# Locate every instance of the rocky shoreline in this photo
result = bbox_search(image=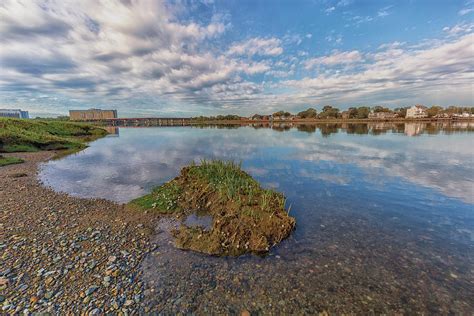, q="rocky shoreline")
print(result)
[0,152,159,314]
